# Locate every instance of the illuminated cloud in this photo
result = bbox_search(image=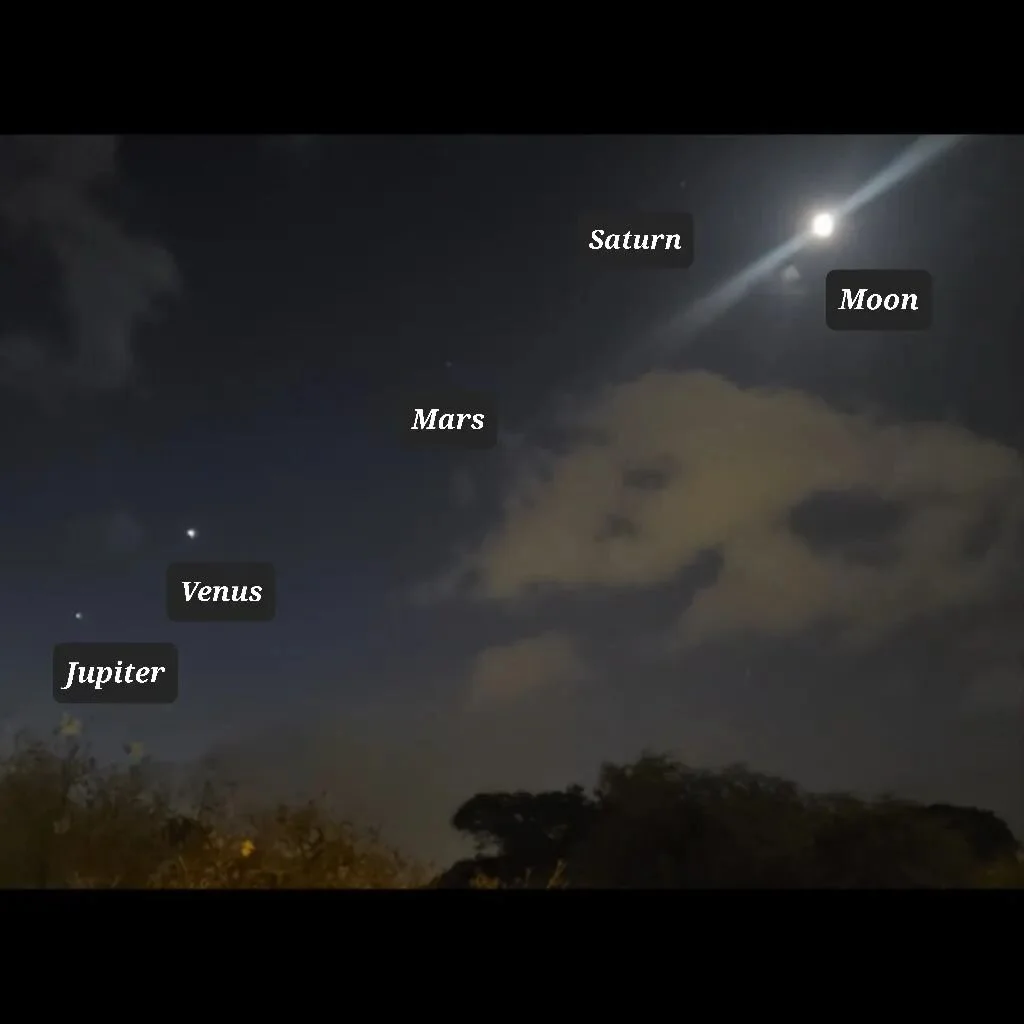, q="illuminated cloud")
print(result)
[467,631,587,707]
[441,371,1023,646]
